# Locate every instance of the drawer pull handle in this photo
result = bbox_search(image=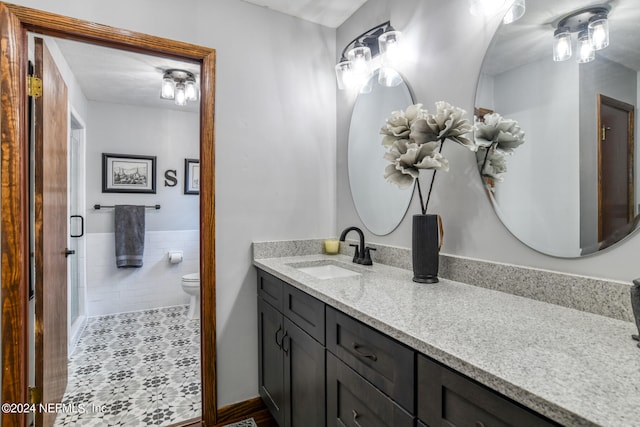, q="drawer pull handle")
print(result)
[282,331,290,355]
[275,326,284,348]
[352,342,378,361]
[475,422,486,427]
[352,409,363,427]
